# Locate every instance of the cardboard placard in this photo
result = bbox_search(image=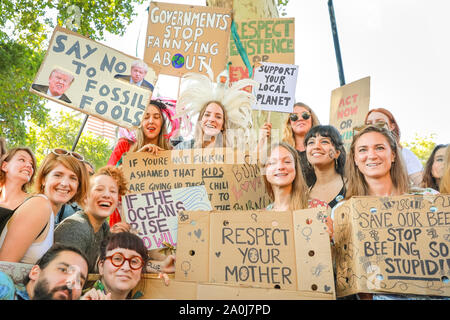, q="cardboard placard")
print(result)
[144,1,232,78]
[133,274,334,300]
[253,62,298,113]
[122,148,270,211]
[329,76,370,151]
[229,18,295,83]
[334,195,450,297]
[30,26,158,129]
[122,186,211,250]
[175,208,335,296]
